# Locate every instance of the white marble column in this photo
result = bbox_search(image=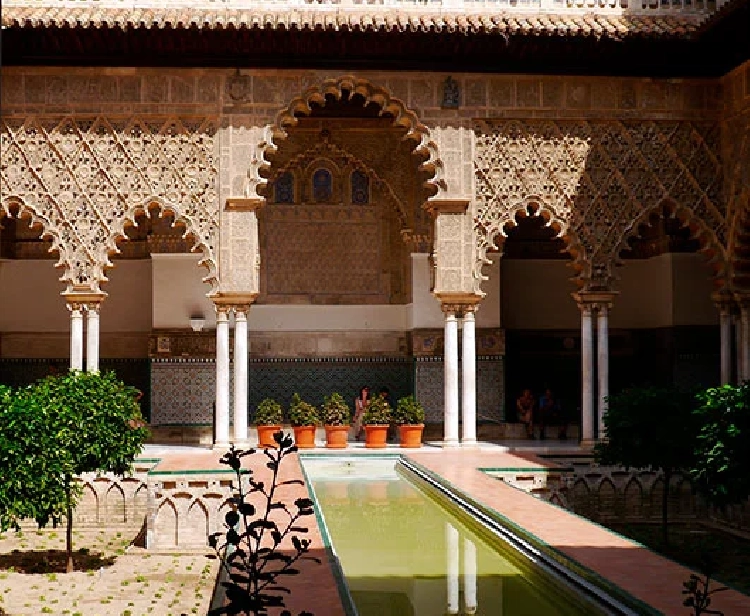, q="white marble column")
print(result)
[68,303,84,371]
[215,307,231,448]
[85,303,100,373]
[719,304,732,385]
[233,307,249,445]
[580,304,595,442]
[464,537,478,614]
[445,523,459,615]
[734,315,743,384]
[740,305,750,383]
[461,309,477,447]
[443,309,460,448]
[597,304,609,439]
